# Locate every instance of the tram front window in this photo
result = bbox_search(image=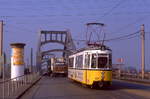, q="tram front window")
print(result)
[91,54,109,68]
[98,57,107,68]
